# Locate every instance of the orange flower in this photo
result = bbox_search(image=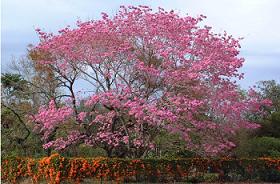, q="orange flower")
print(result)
[55,171,61,184]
